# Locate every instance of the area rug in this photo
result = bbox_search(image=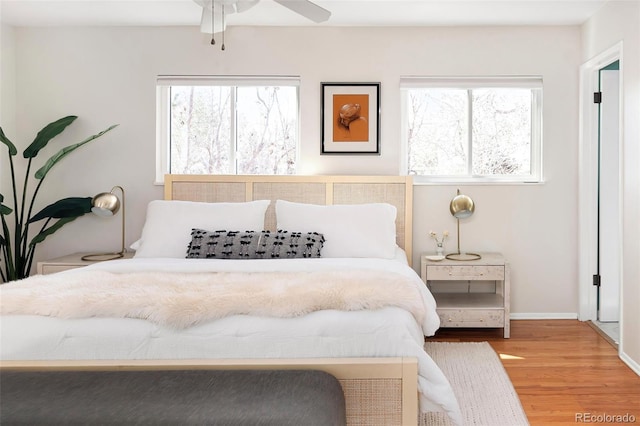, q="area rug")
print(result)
[421,341,529,426]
